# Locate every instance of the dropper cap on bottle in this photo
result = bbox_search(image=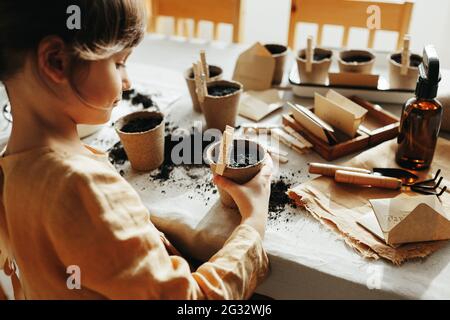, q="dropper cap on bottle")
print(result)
[415,45,441,99]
